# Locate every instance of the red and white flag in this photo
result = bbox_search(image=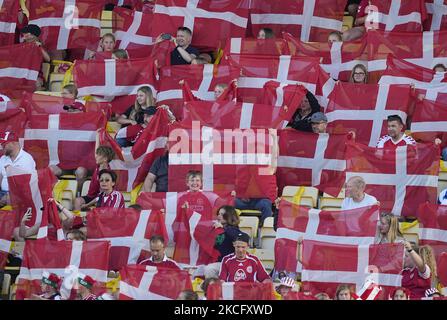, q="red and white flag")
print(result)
[73,57,158,98]
[275,200,379,275]
[326,82,412,147]
[418,203,447,264]
[156,64,240,120]
[355,279,384,300]
[87,207,168,270]
[0,107,27,148]
[98,108,169,192]
[7,167,56,230]
[167,123,278,200]
[438,253,447,289]
[277,129,348,196]
[16,239,110,300]
[0,43,43,94]
[365,0,426,32]
[0,211,15,269]
[346,142,439,217]
[249,0,346,42]
[23,111,107,170]
[119,264,192,300]
[27,0,103,50]
[0,0,19,46]
[207,281,274,300]
[379,55,447,103]
[36,200,65,241]
[112,7,155,50]
[224,37,289,56]
[284,32,368,82]
[151,0,249,51]
[137,191,234,243]
[225,54,334,107]
[425,0,447,31]
[261,81,308,110]
[182,100,299,130]
[301,240,404,299]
